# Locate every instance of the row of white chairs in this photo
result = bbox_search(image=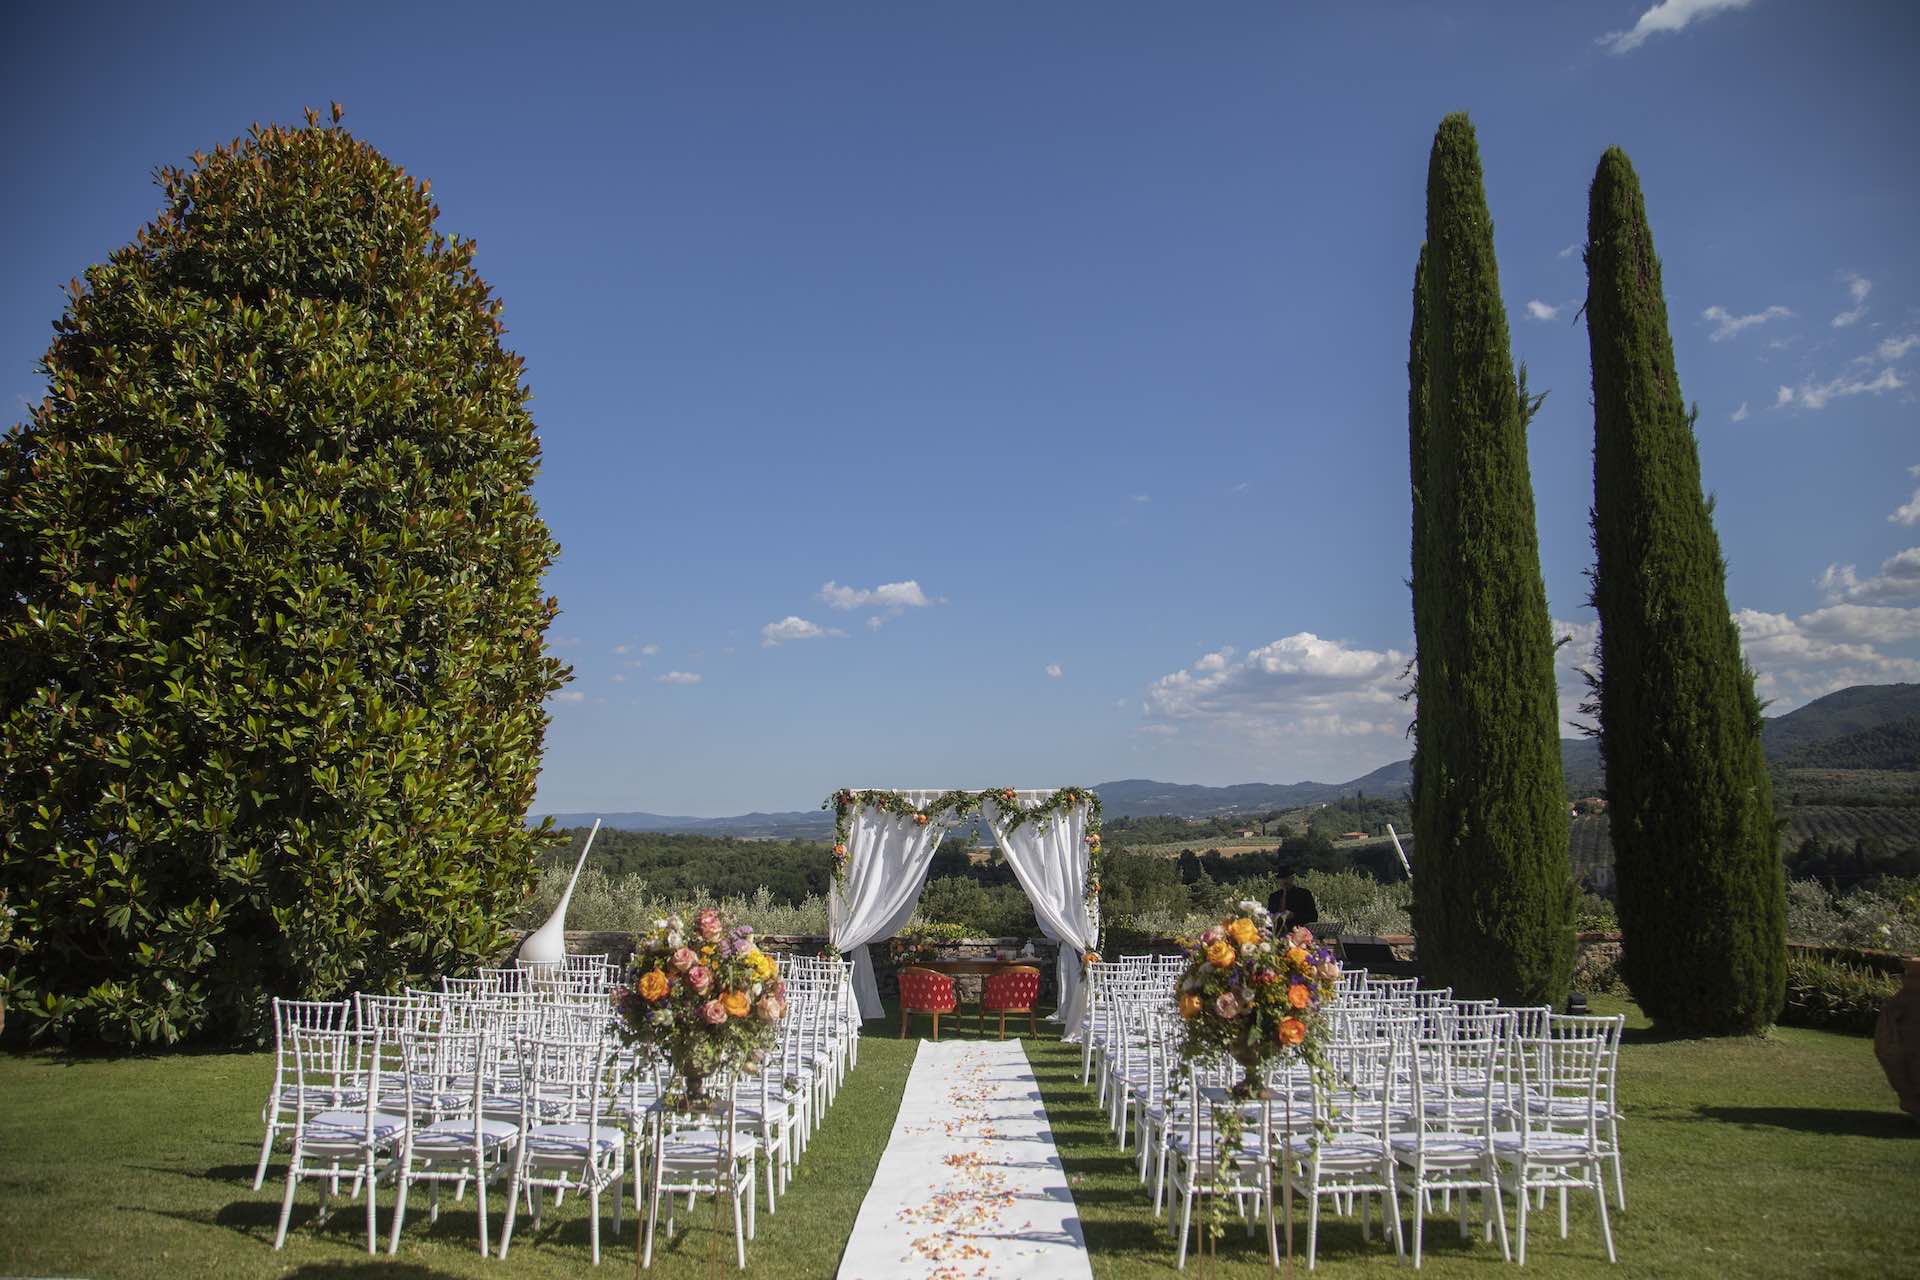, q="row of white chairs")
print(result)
[1079,961,1625,1270]
[253,952,859,1268]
